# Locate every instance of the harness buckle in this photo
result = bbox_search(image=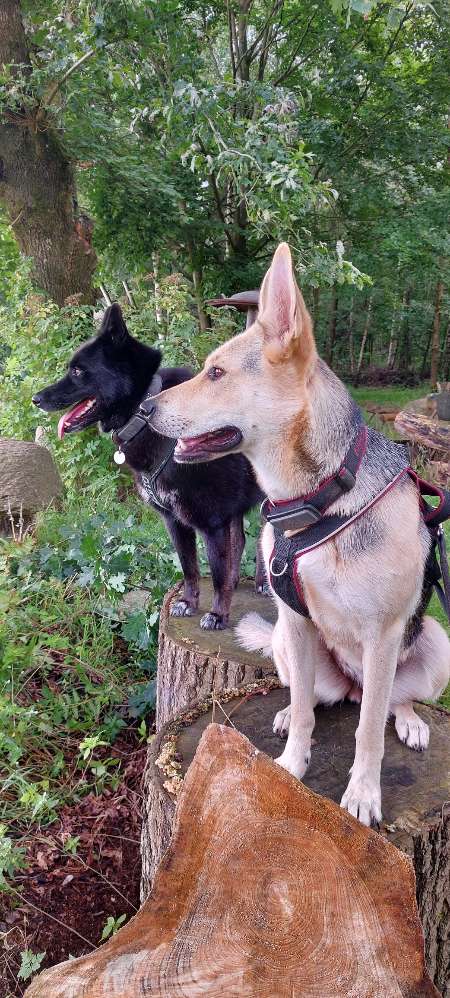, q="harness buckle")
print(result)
[265,503,321,533]
[269,556,288,577]
[335,467,356,492]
